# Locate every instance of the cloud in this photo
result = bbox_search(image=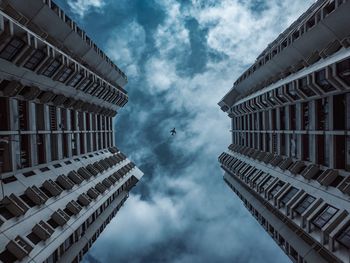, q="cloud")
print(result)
[81,0,315,262]
[67,0,105,17]
[105,20,146,78]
